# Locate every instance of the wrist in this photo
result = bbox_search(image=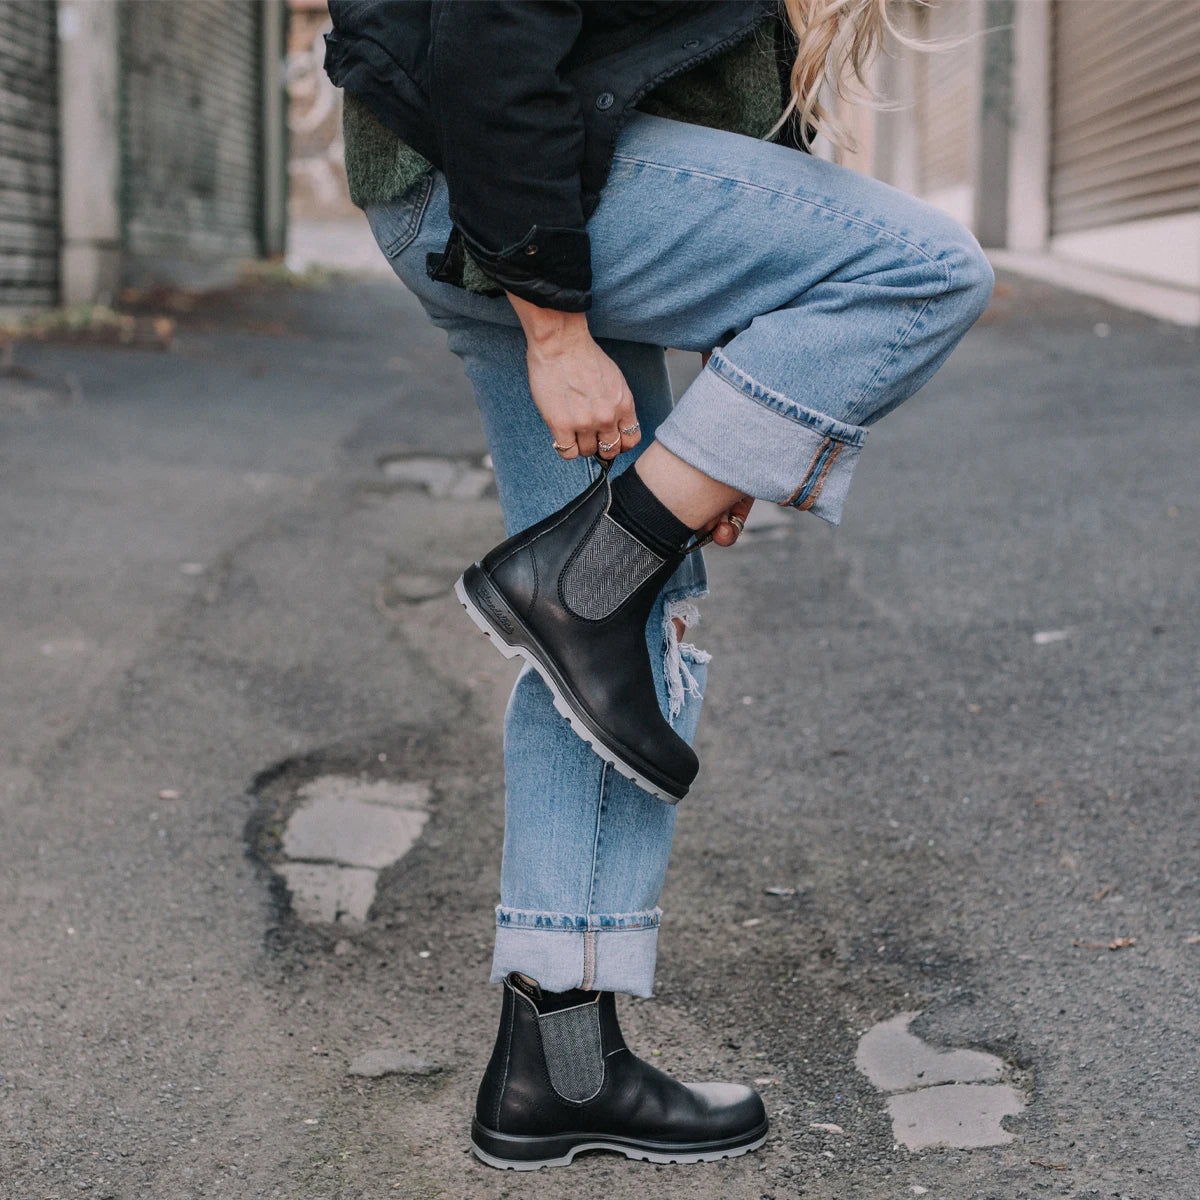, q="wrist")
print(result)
[506,292,592,354]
